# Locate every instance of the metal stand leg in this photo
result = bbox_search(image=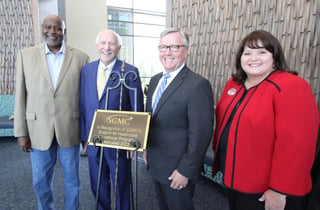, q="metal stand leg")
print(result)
[129,157,134,210]
[113,149,119,210]
[130,140,140,210]
[95,148,104,210]
[132,151,138,210]
[94,147,120,210]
